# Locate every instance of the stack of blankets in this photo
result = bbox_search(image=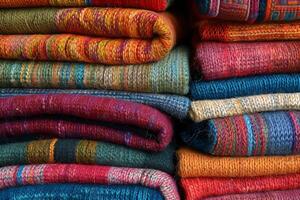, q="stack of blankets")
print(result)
[0,1,190,199]
[179,0,300,200]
